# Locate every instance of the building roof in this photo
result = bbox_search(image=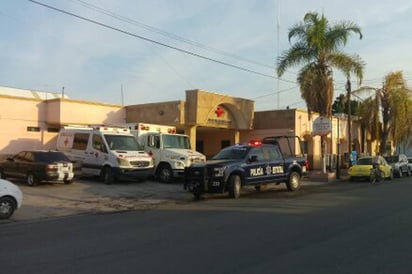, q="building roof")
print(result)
[0,86,69,100]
